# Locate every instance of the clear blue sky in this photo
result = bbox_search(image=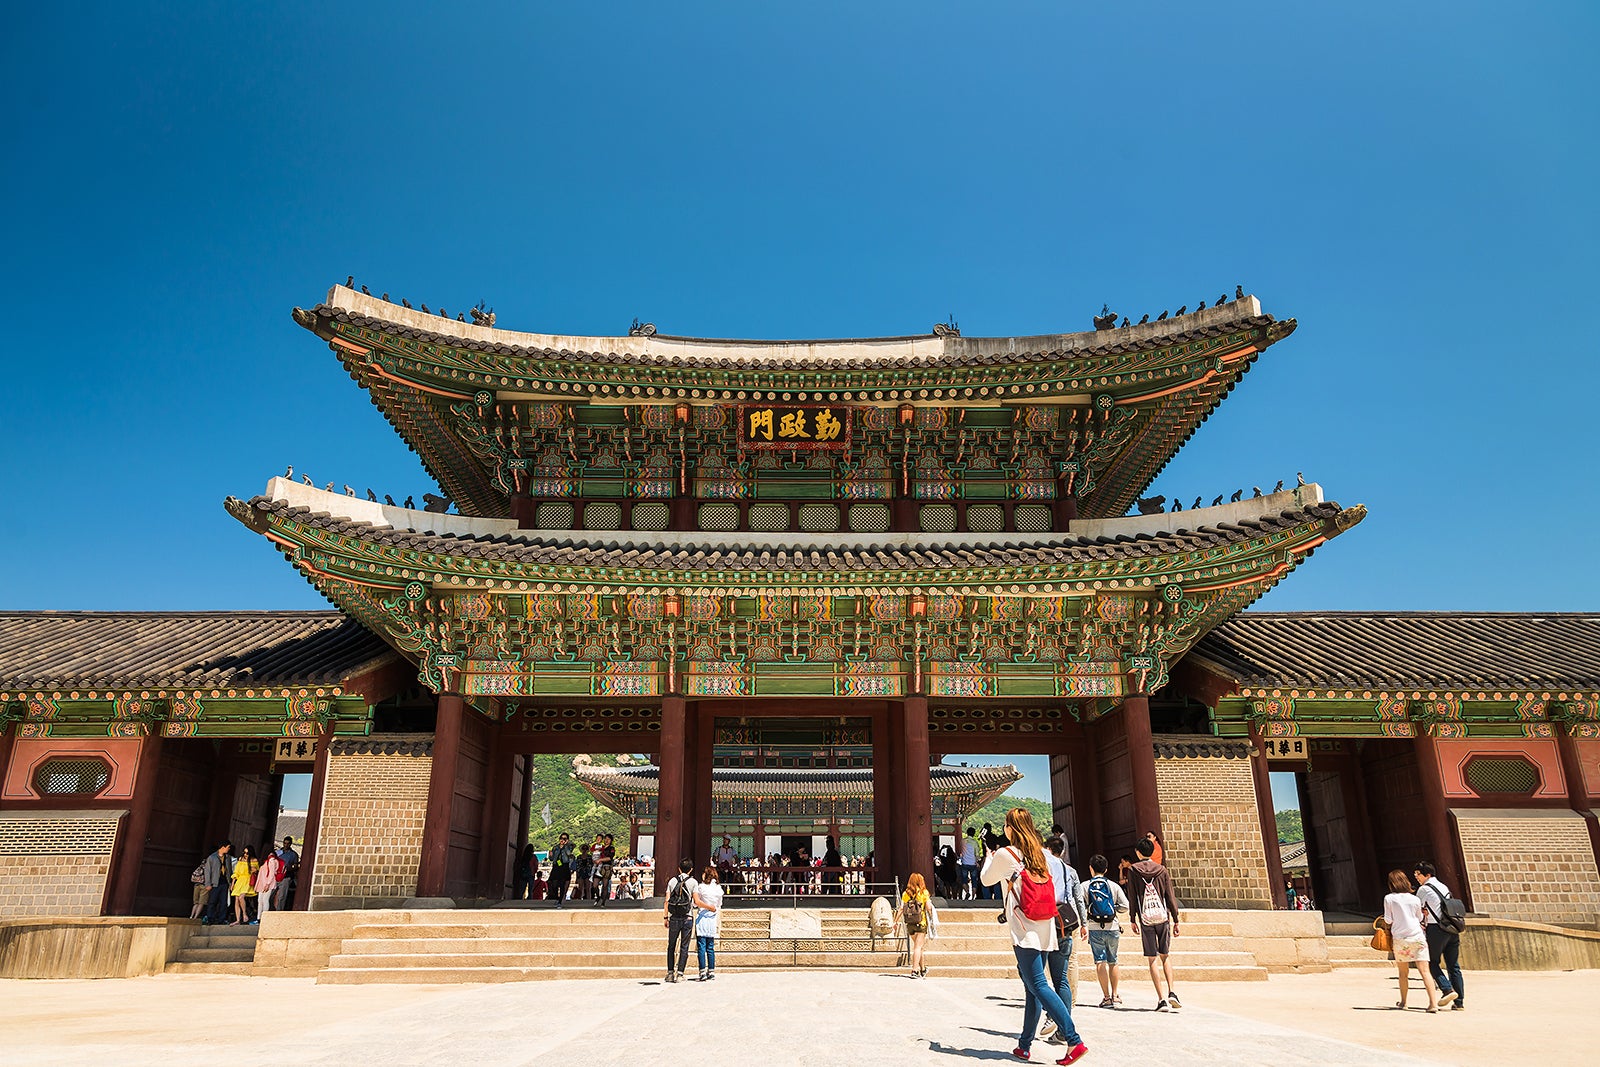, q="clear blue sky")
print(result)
[4,3,1596,618]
